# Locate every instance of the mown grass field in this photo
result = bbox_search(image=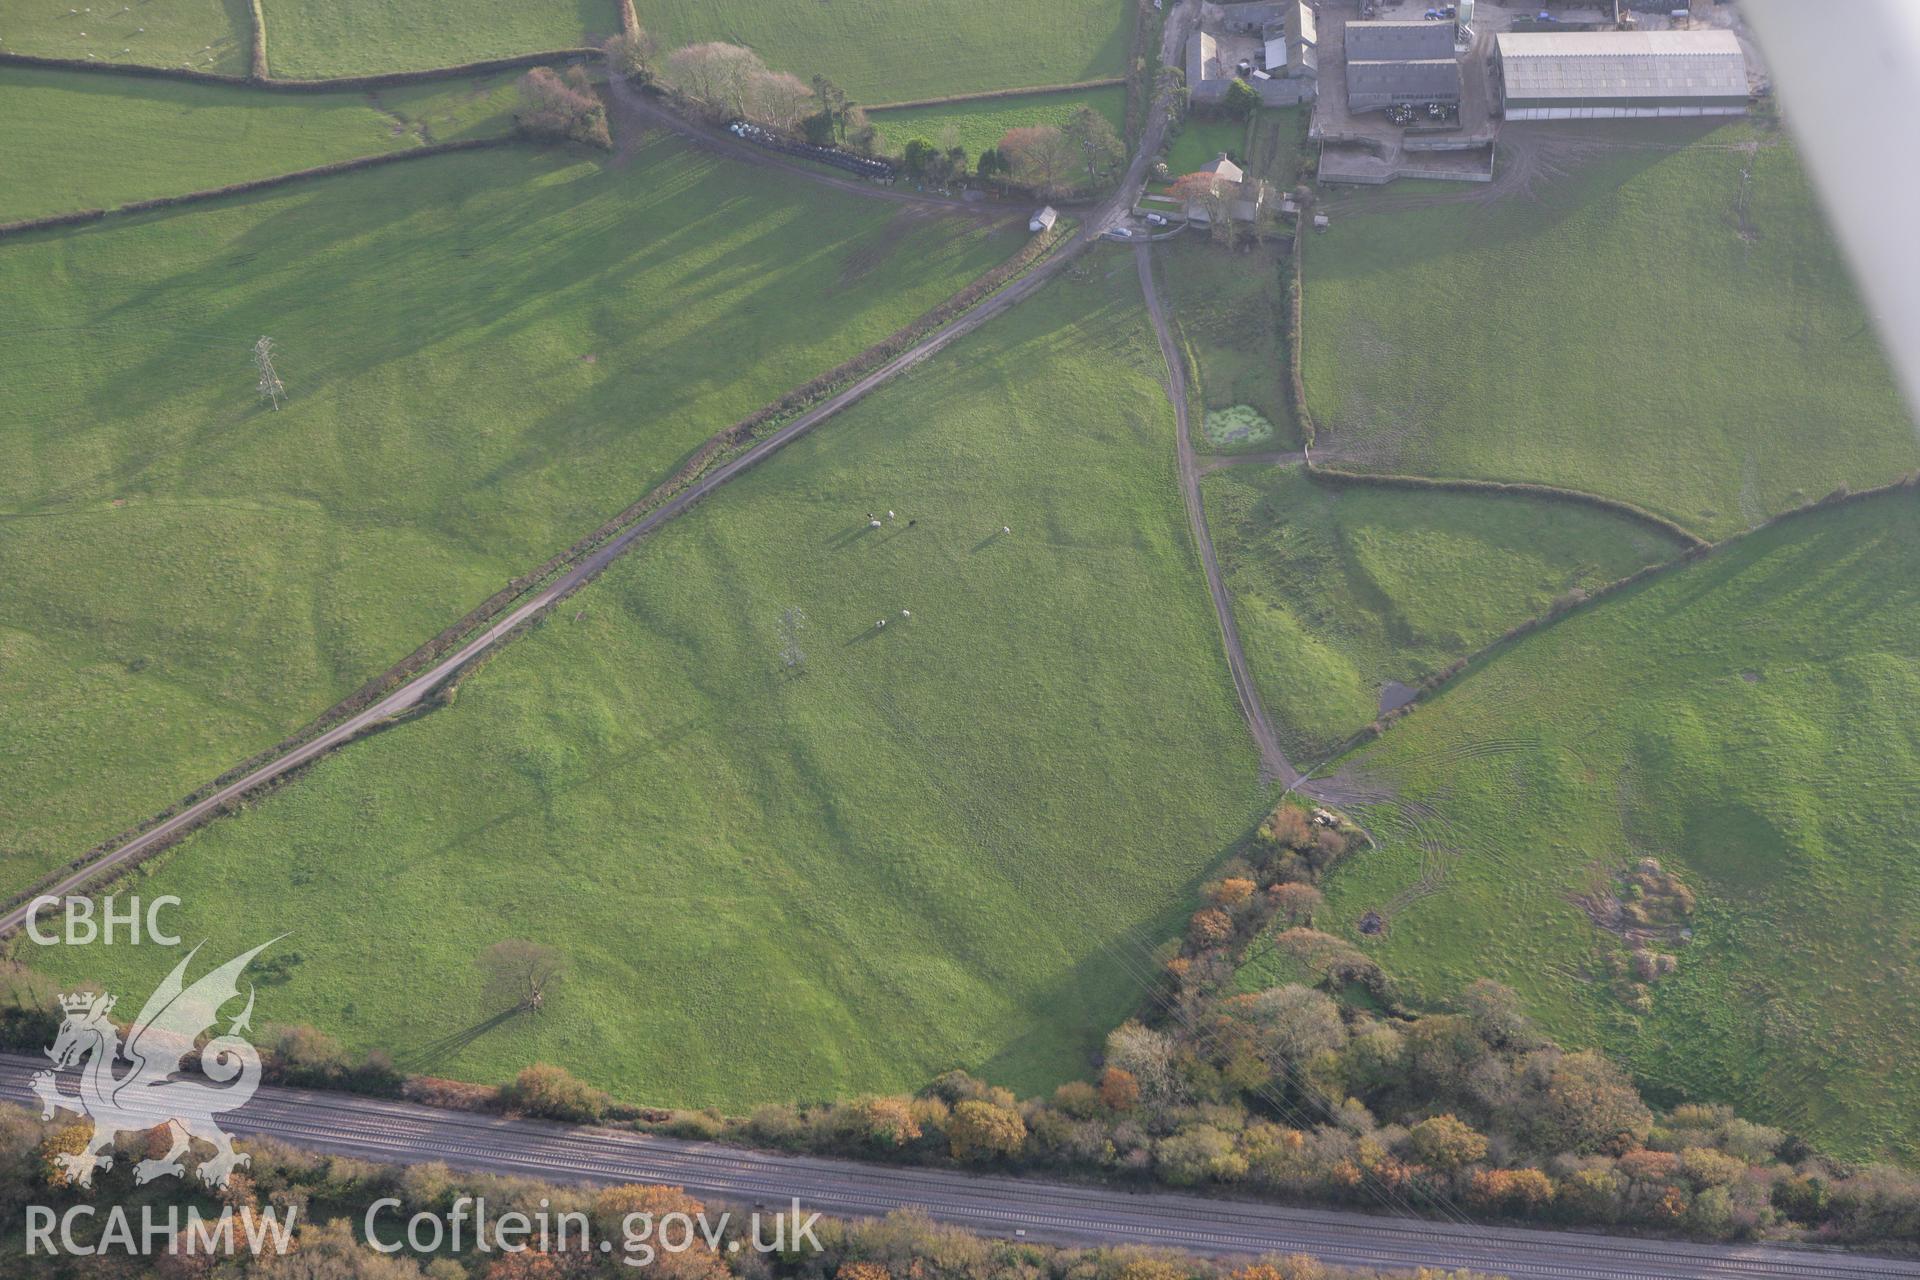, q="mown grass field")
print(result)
[1162,116,1246,182]
[0,137,1018,893]
[1156,241,1298,452]
[631,0,1132,103]
[1316,491,1920,1161]
[1204,466,1679,759]
[31,261,1265,1109]
[1302,123,1919,538]
[0,0,250,74]
[870,87,1126,165]
[0,67,519,222]
[259,0,611,79]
